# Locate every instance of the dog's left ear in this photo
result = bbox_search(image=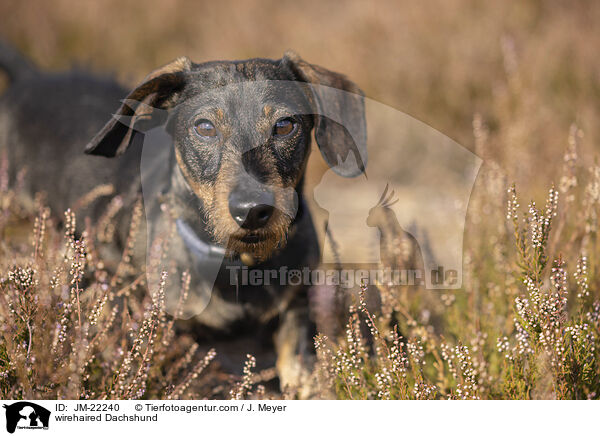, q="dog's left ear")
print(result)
[85,57,191,157]
[282,51,367,177]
